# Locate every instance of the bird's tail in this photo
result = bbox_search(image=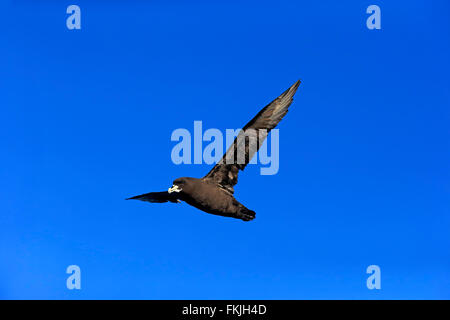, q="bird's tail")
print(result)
[237,207,256,221]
